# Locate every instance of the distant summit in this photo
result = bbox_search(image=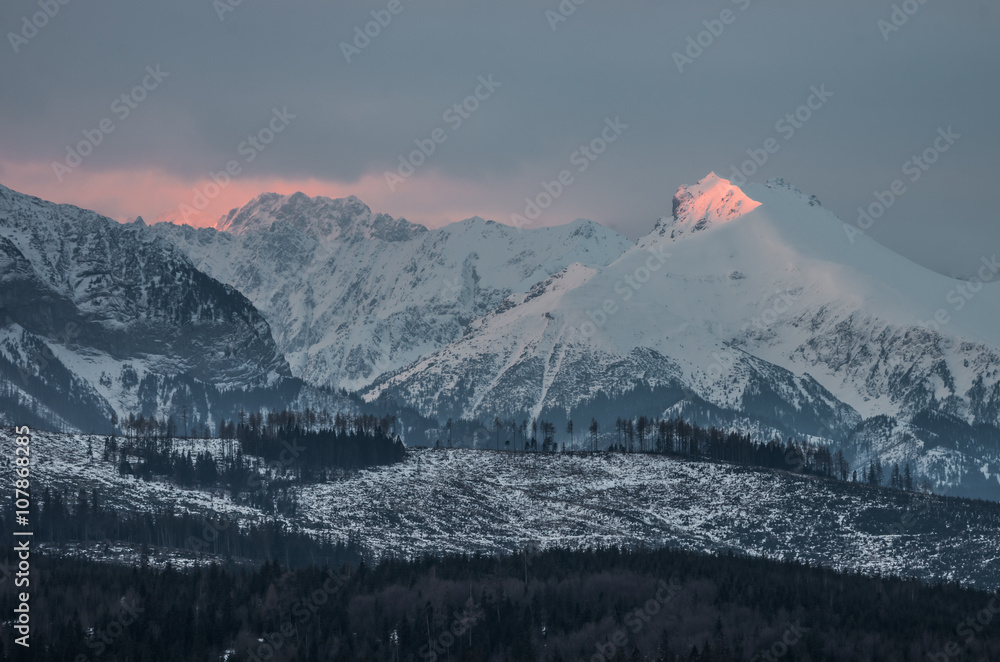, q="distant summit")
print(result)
[640,172,761,246]
[215,191,425,243]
